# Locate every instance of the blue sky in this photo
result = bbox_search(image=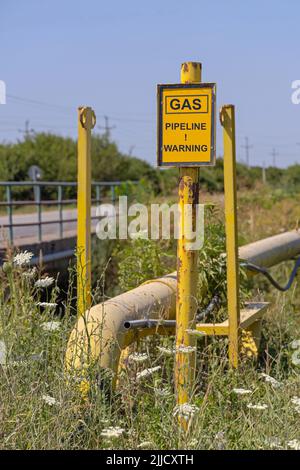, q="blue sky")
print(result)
[1,0,300,168]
